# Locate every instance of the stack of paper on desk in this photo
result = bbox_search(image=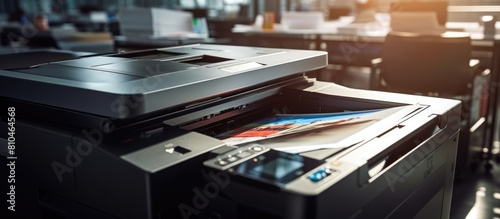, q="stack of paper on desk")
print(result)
[281,12,324,30]
[118,8,207,38]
